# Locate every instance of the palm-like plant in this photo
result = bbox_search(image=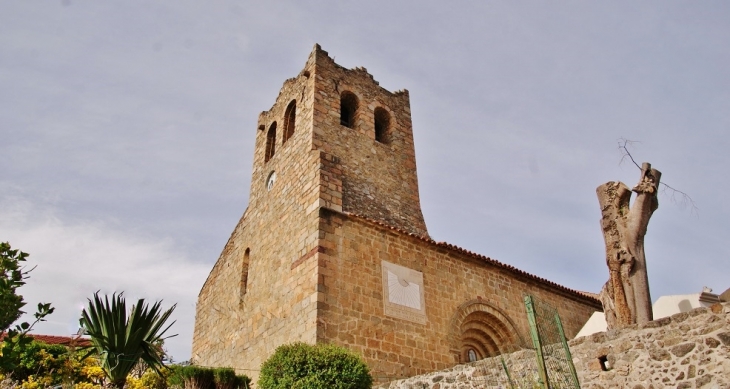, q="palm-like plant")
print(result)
[79,292,176,389]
